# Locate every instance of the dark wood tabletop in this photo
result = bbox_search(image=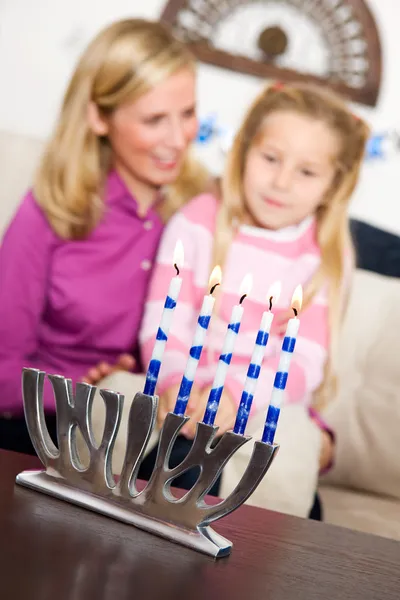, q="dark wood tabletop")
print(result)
[1,449,399,600]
